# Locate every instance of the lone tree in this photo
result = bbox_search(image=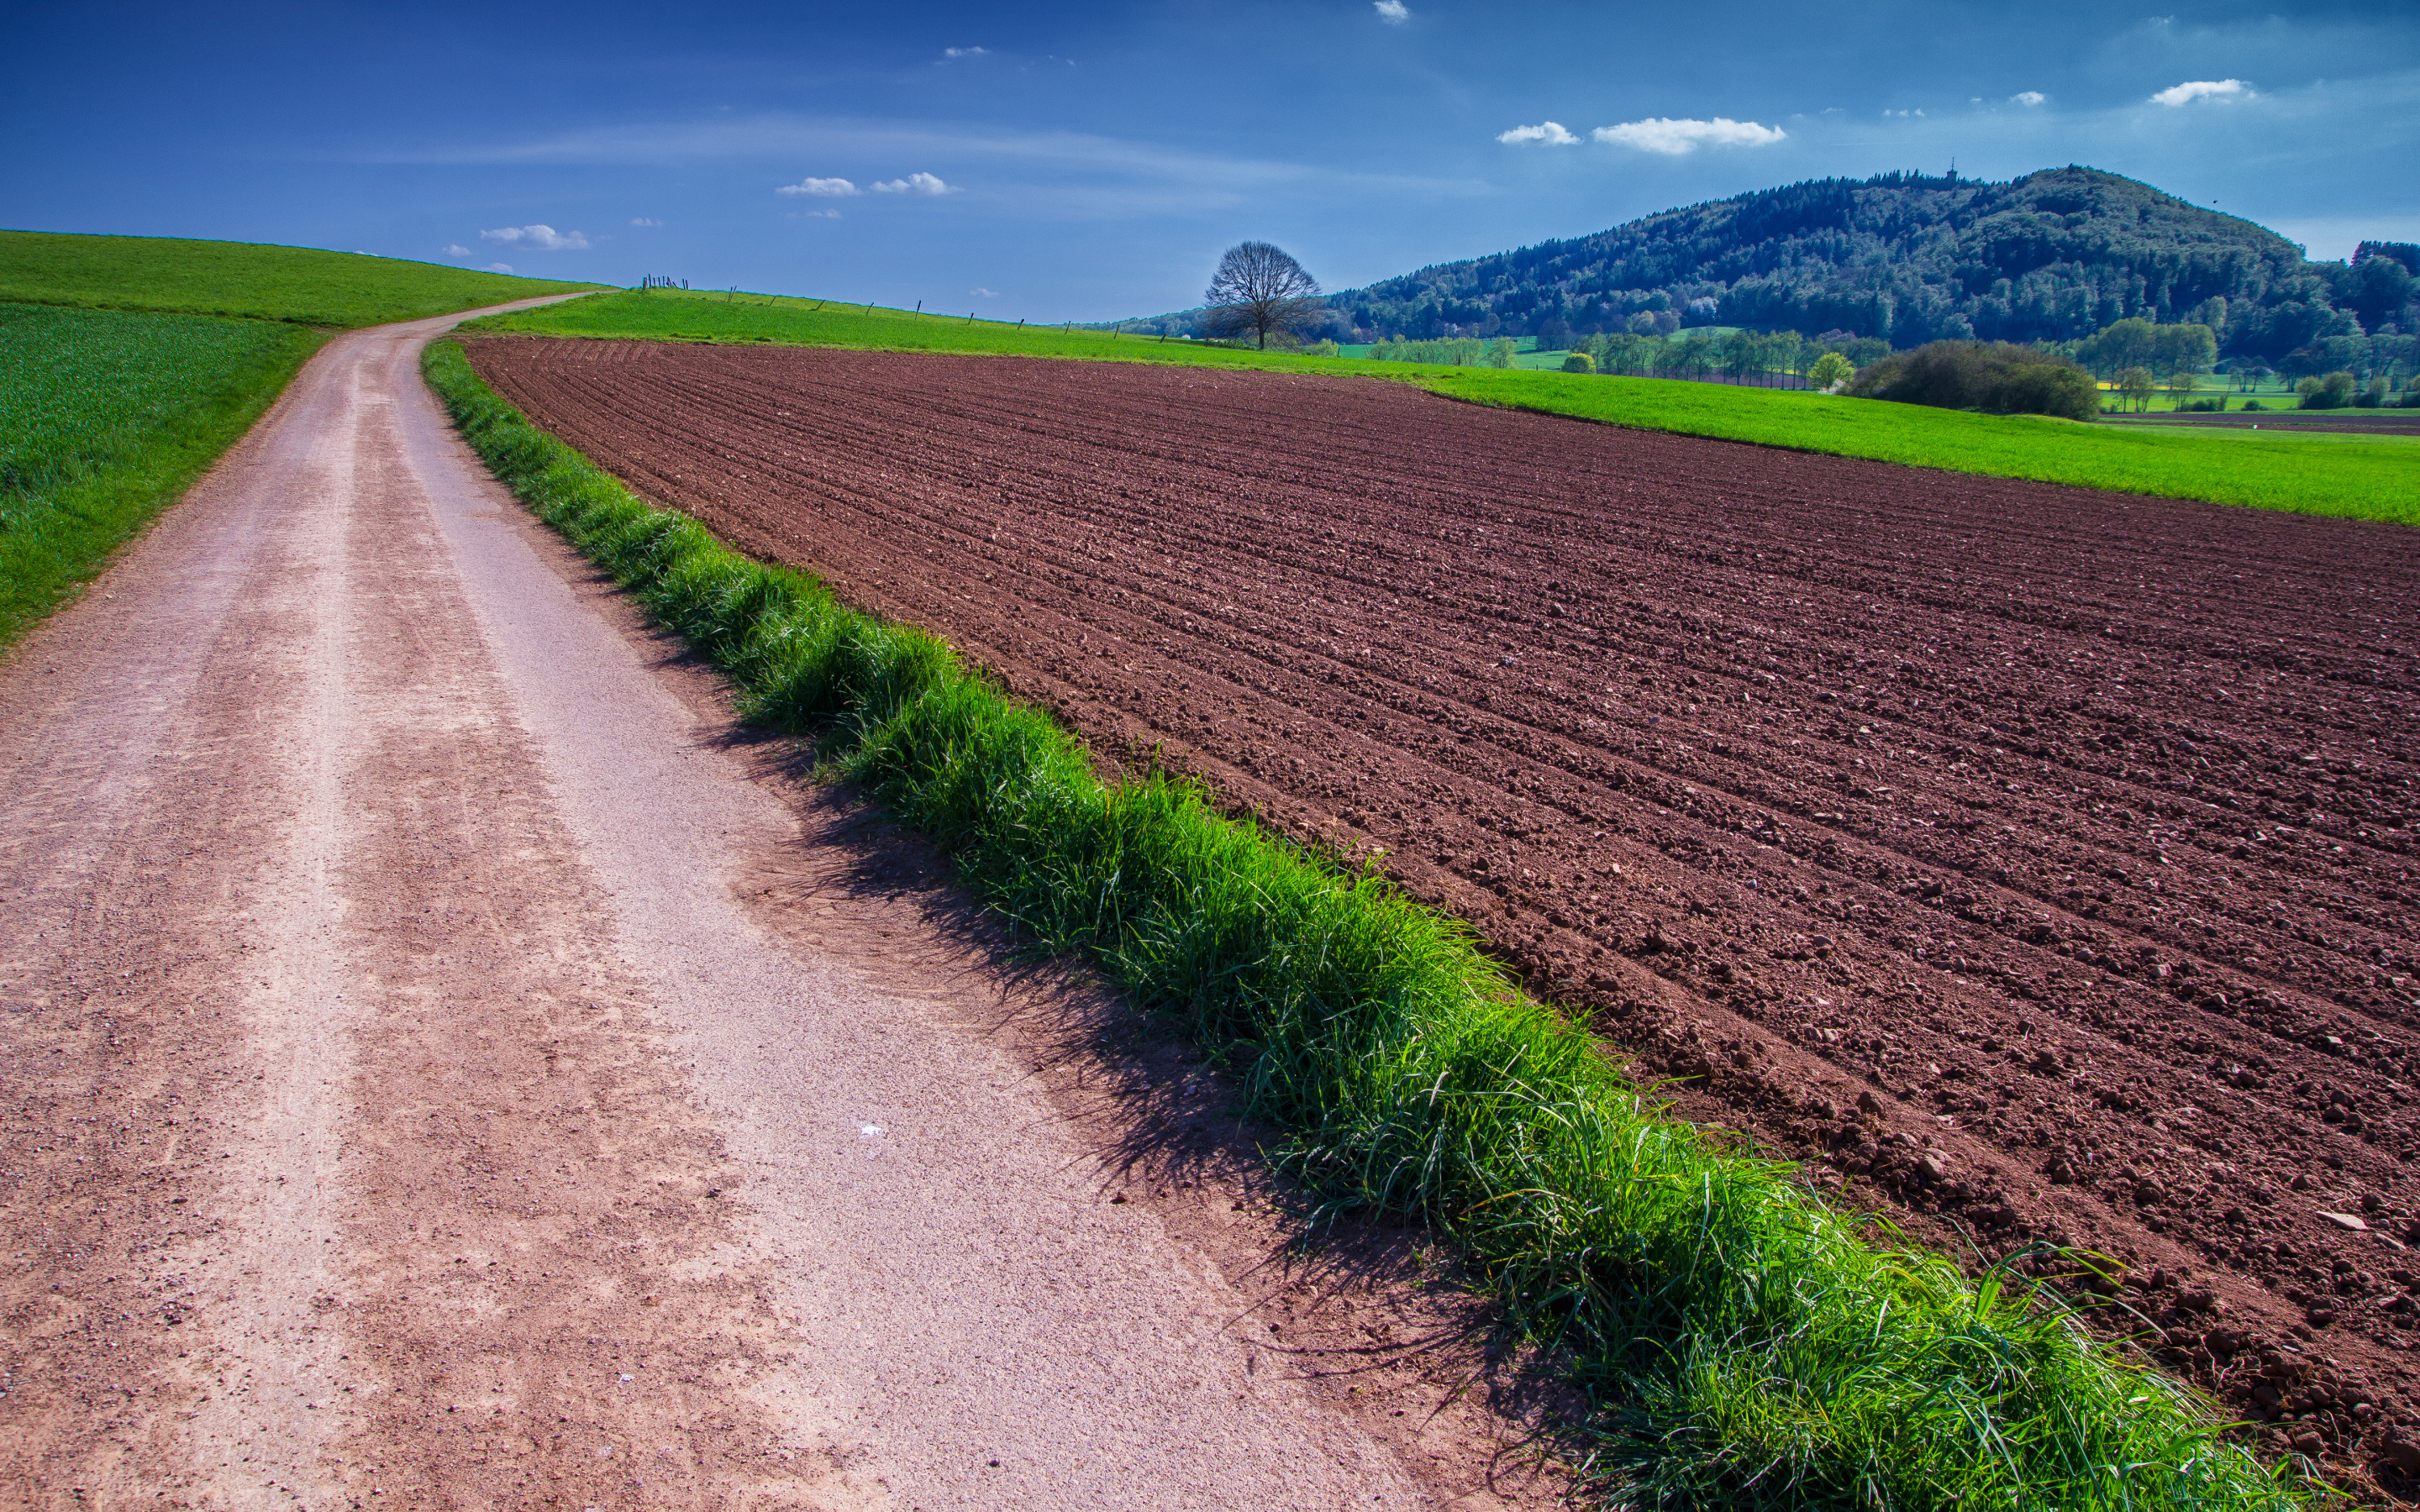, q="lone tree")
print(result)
[1201,241,1323,349]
